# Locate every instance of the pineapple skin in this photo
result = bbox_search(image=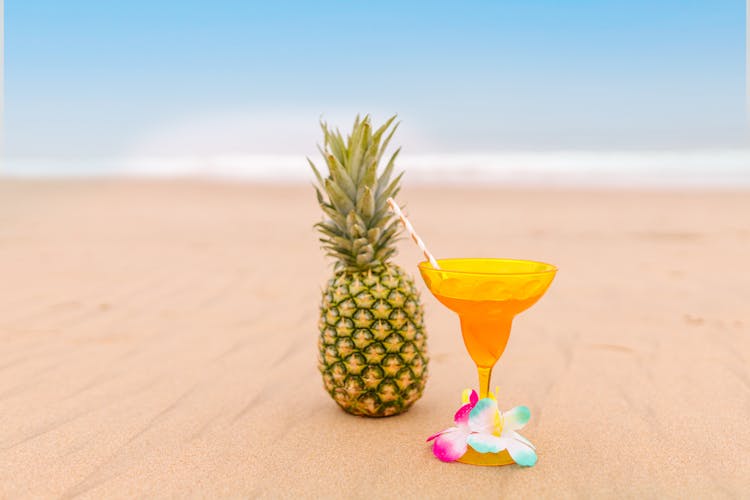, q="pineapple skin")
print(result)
[318,264,428,417]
